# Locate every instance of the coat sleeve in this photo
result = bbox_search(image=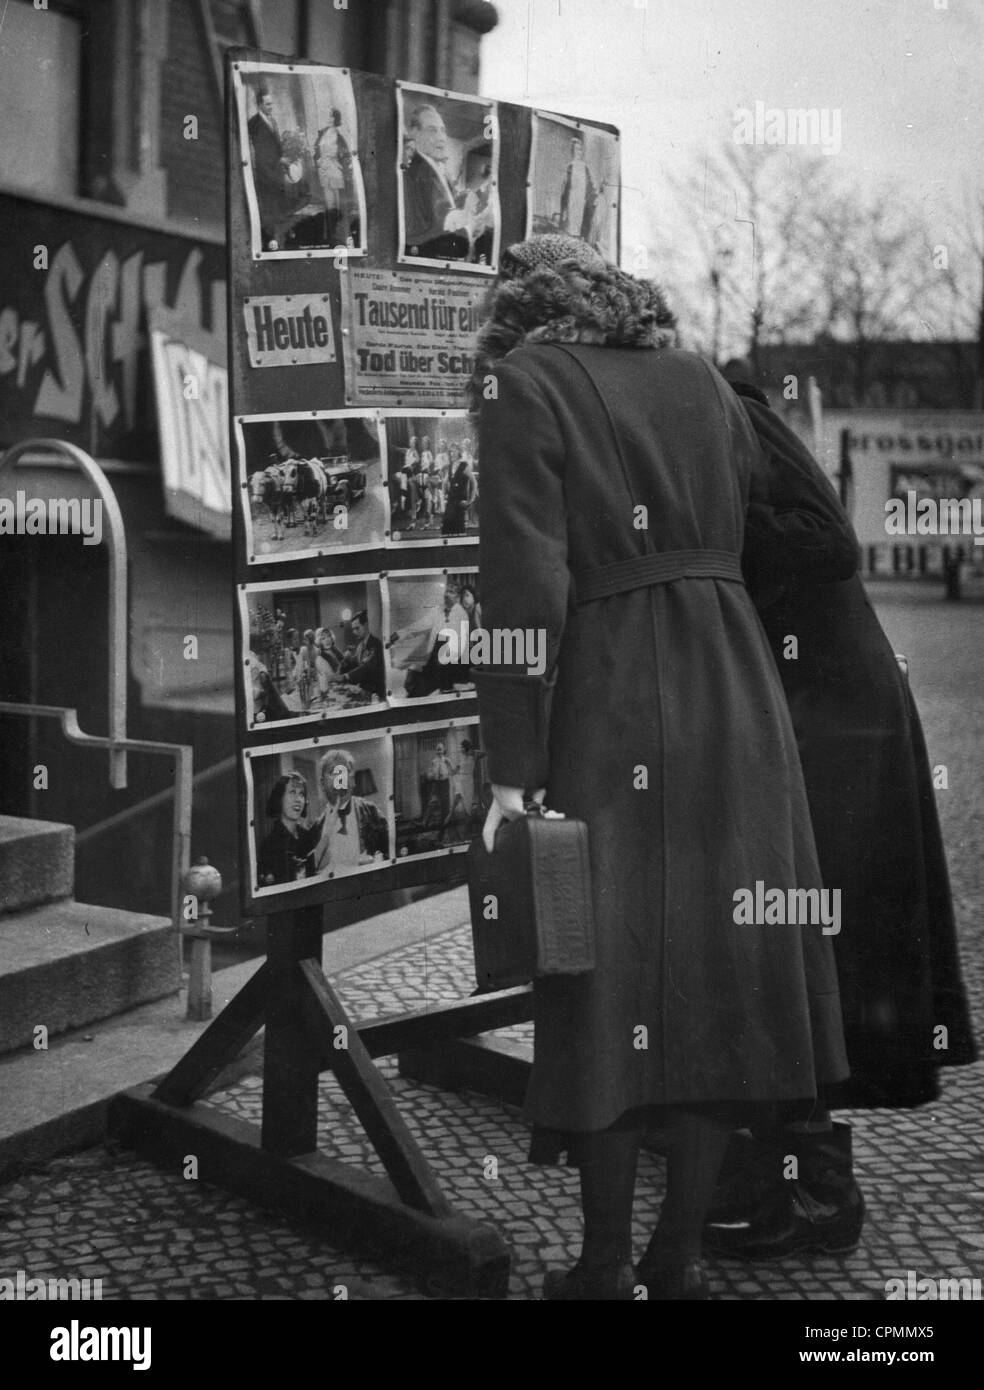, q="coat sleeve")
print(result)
[737,394,861,604]
[473,358,569,791]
